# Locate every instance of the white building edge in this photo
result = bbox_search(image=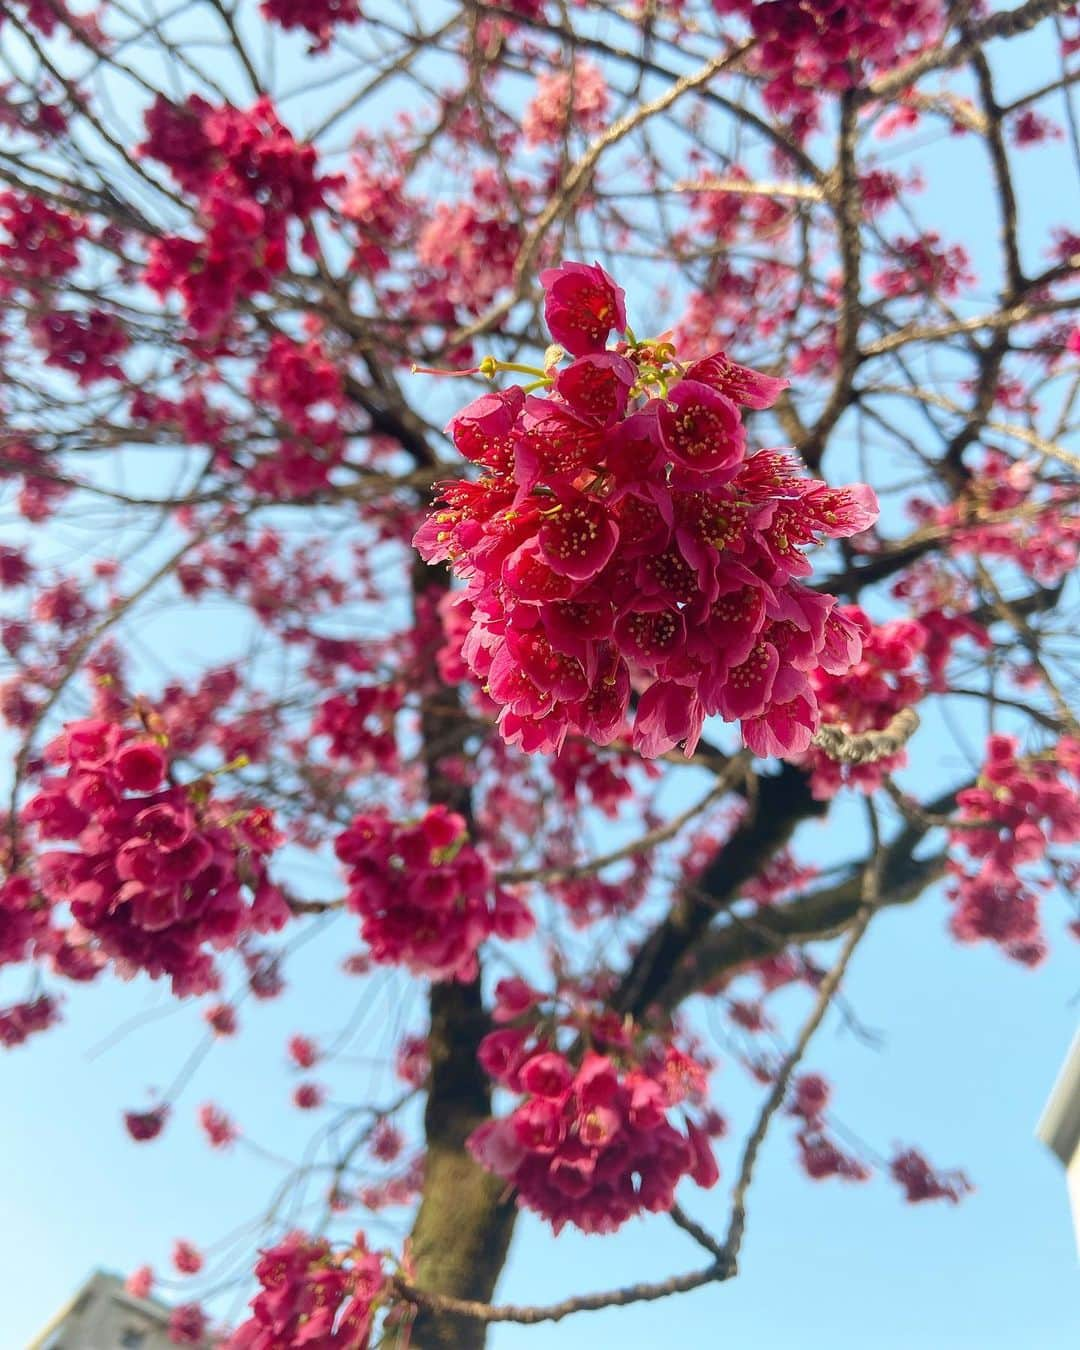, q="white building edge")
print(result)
[25,1270,209,1350]
[1037,1028,1080,1257]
